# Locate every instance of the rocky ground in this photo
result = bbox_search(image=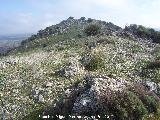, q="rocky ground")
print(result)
[0,17,160,120]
